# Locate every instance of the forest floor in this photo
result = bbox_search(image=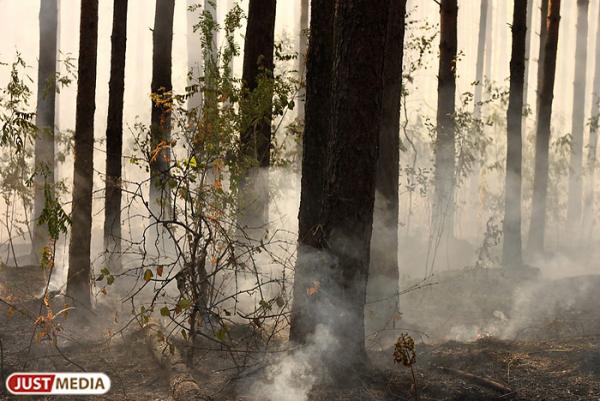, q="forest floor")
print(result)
[1,262,600,401]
